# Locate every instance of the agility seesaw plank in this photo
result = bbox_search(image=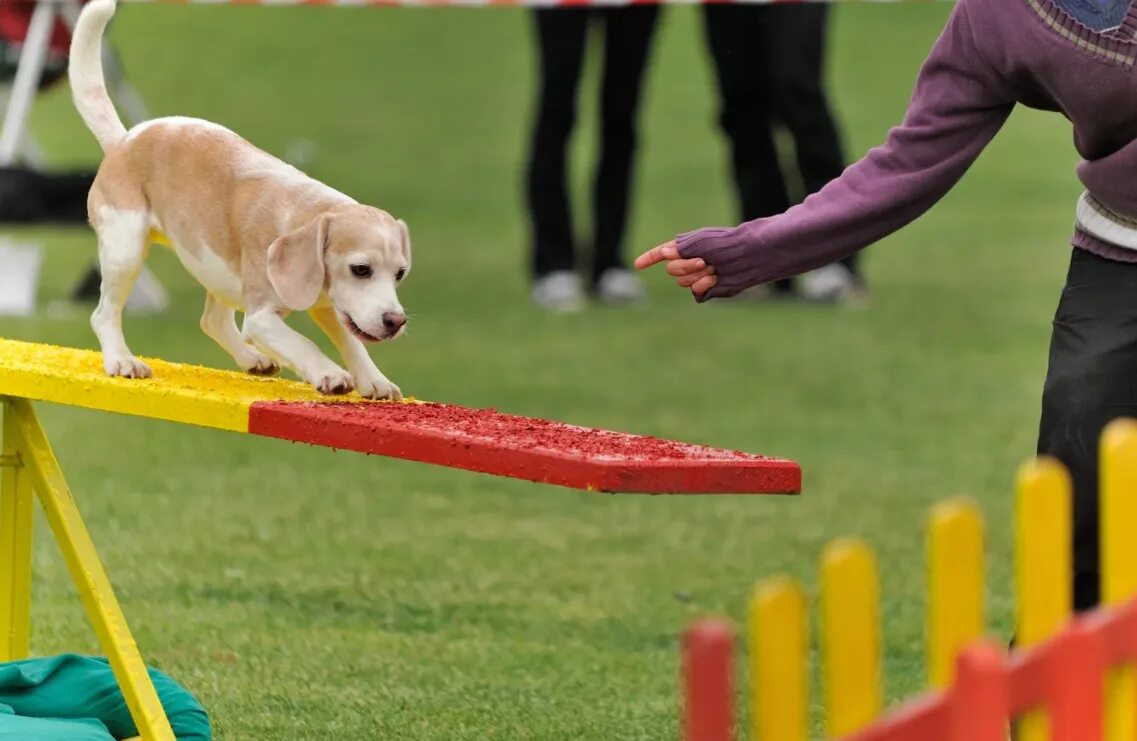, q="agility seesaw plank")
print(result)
[0,338,800,494]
